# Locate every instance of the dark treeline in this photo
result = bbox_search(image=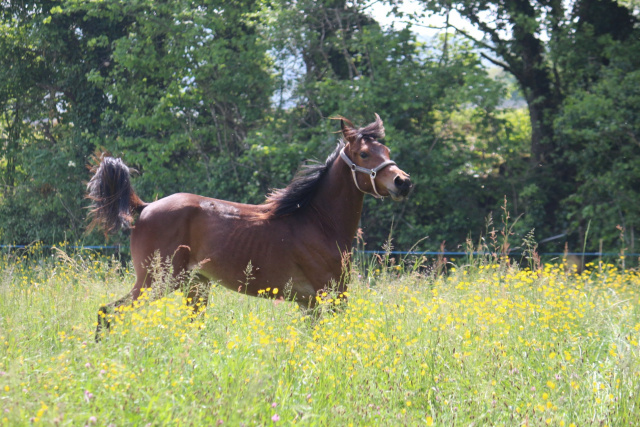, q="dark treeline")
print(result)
[1,0,639,254]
